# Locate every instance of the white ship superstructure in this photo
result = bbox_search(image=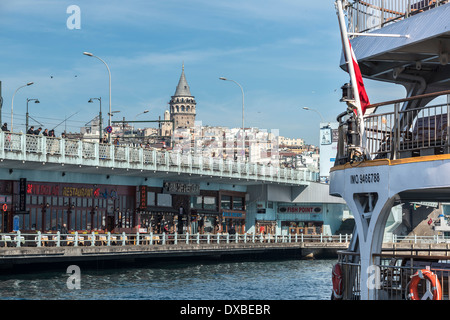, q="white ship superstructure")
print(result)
[330,0,450,300]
